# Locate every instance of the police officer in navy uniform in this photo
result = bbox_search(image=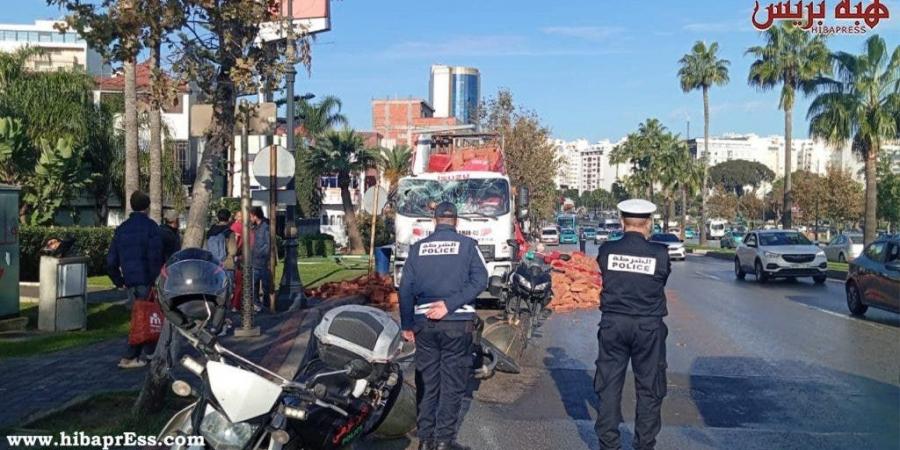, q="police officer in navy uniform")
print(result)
[594,199,671,450]
[399,201,488,450]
